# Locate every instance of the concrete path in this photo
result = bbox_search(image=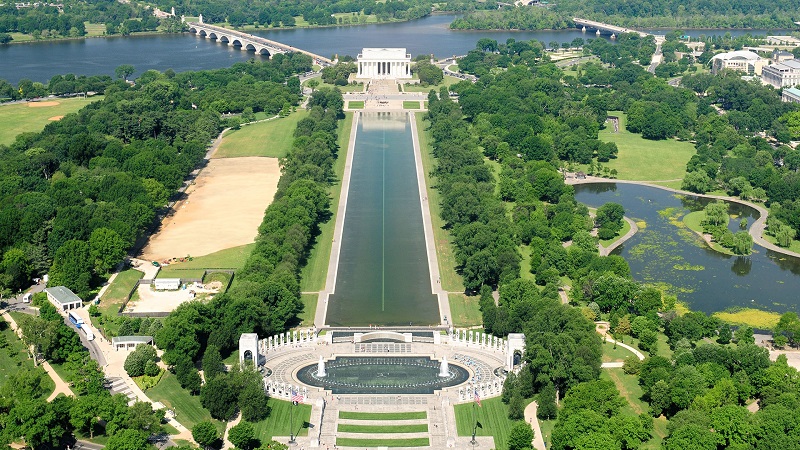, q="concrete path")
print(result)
[315,112,360,328]
[0,310,75,401]
[221,412,242,450]
[566,175,800,260]
[410,111,453,325]
[599,216,639,256]
[523,401,547,450]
